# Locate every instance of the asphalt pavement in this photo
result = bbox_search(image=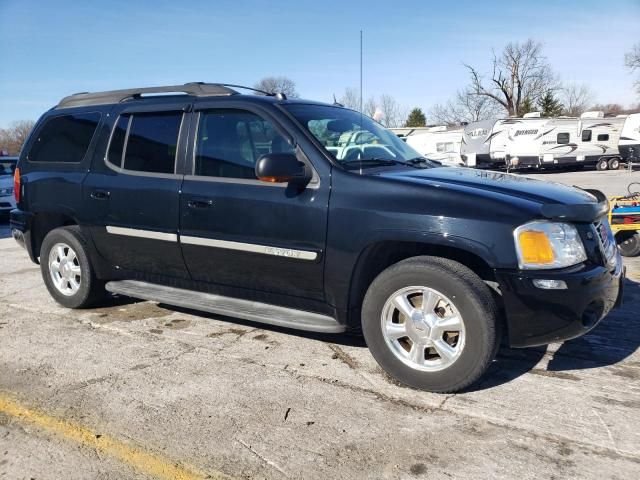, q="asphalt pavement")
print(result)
[0,169,639,479]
